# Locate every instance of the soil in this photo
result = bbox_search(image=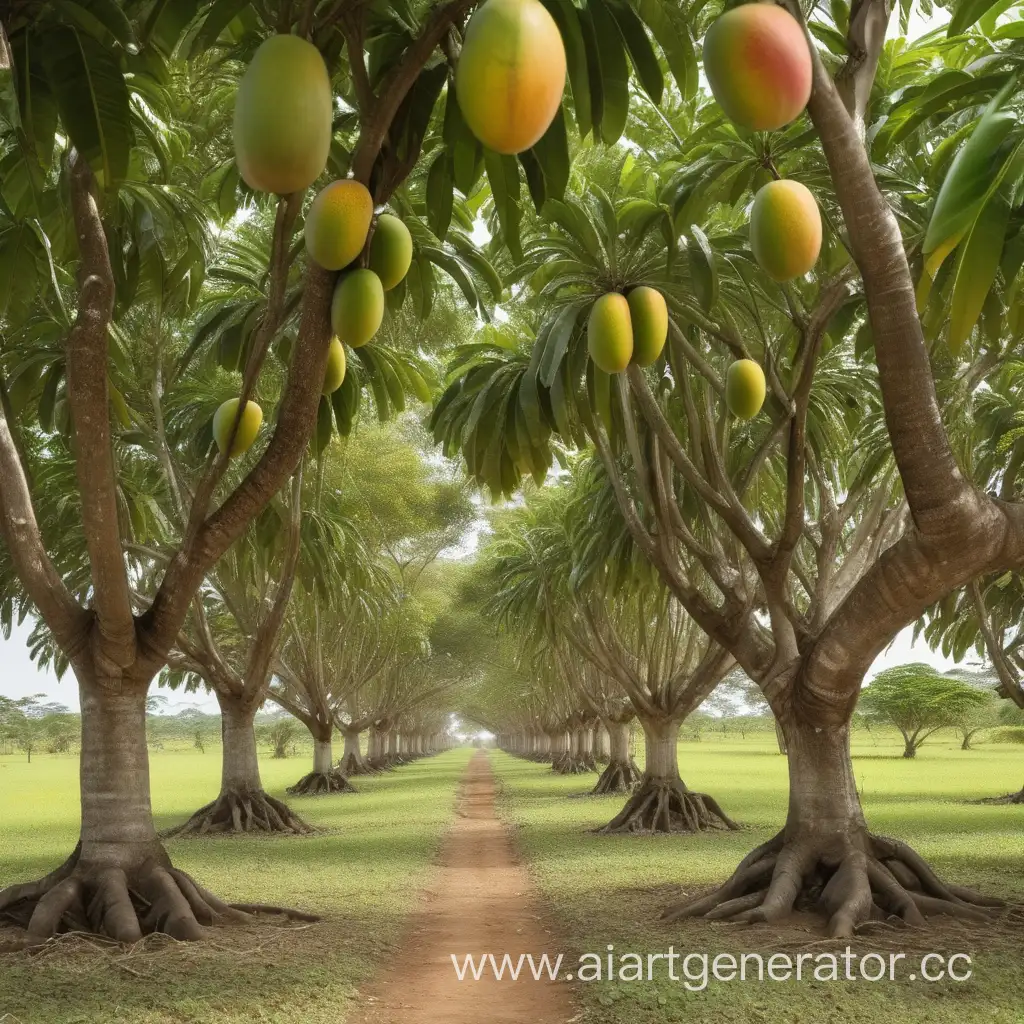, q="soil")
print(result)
[349,750,575,1024]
